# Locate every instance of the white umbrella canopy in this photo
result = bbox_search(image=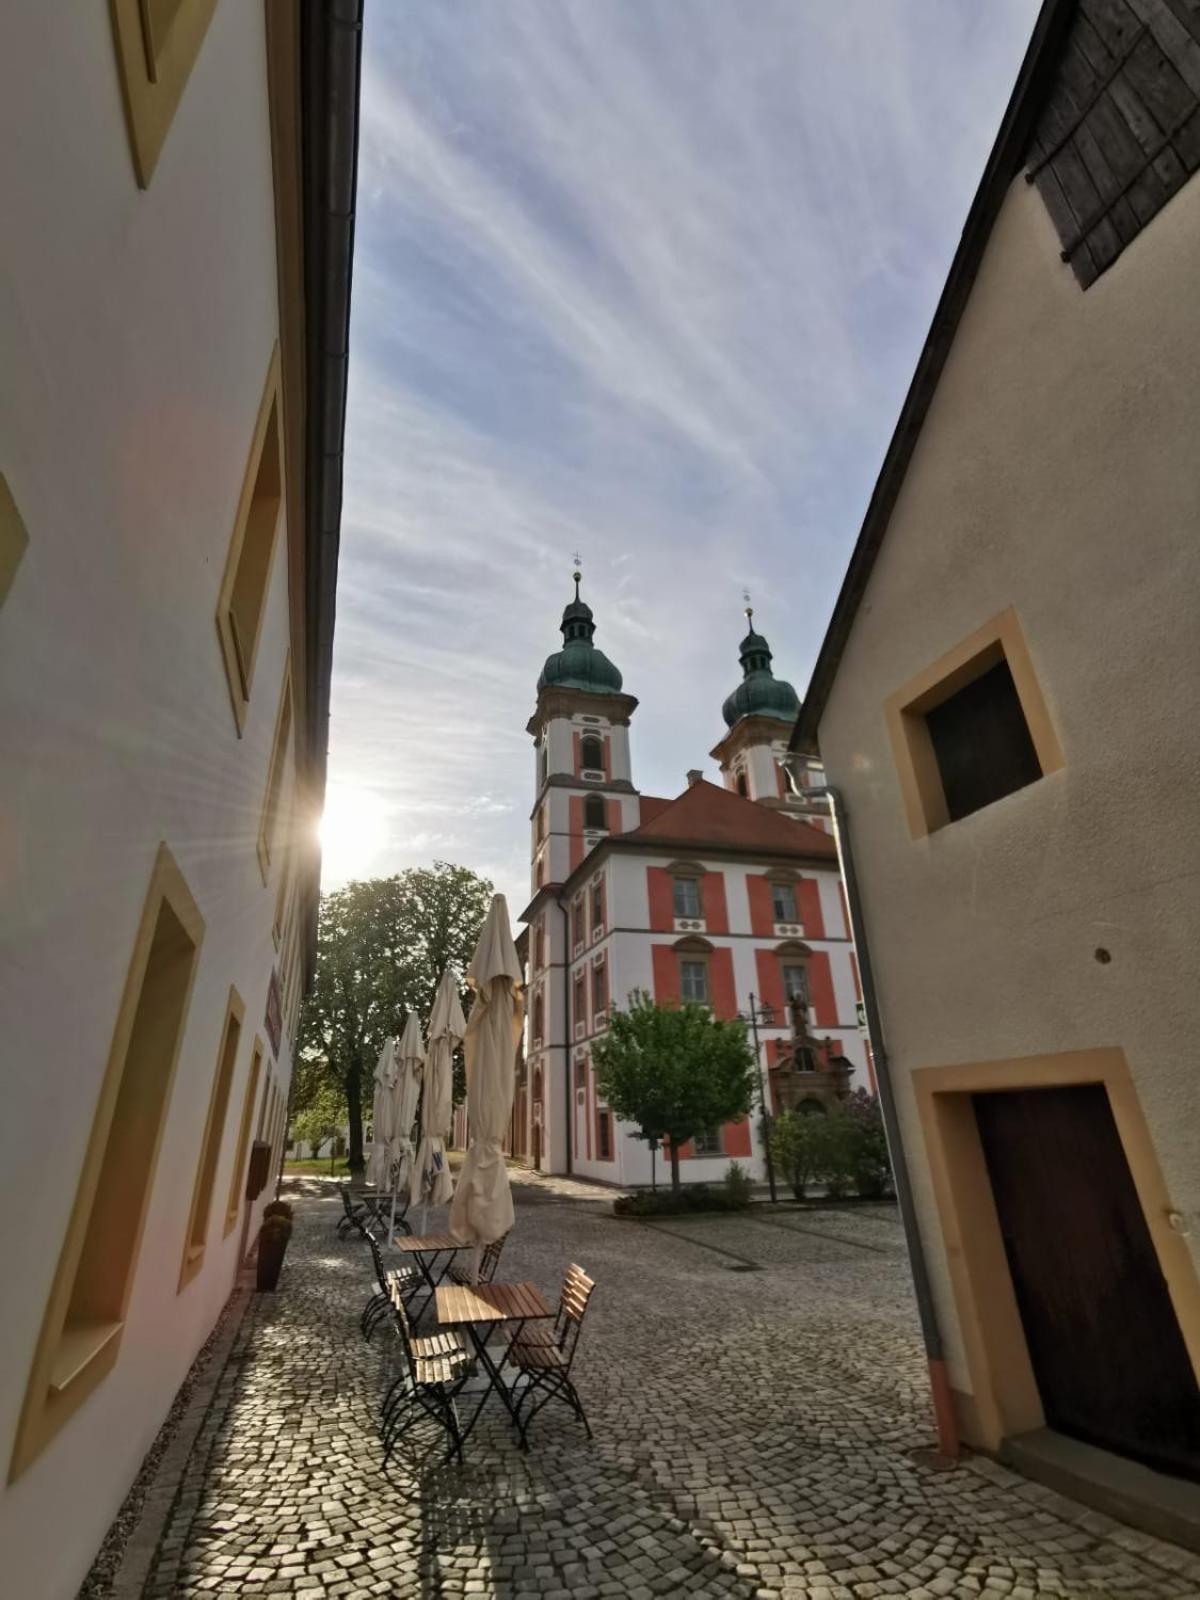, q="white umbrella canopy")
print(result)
[411,967,464,1209]
[387,1011,424,1239]
[366,1038,398,1188]
[449,895,524,1247]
